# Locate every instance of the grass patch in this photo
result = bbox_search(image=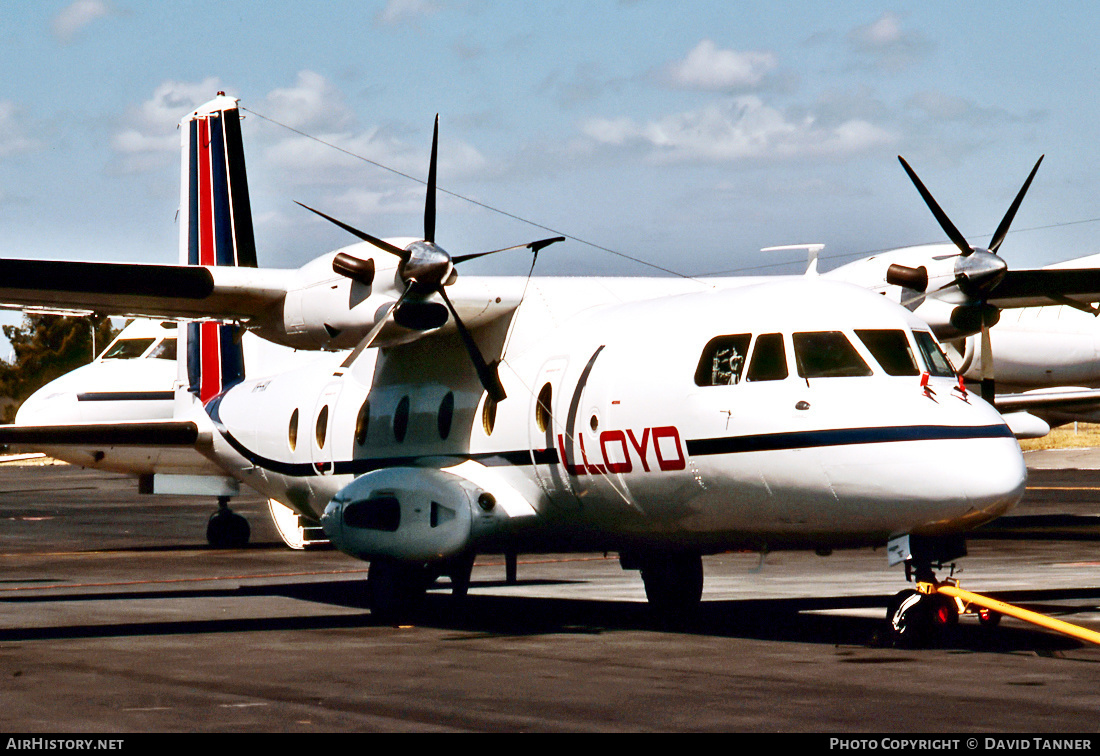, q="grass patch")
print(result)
[1019,422,1100,451]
